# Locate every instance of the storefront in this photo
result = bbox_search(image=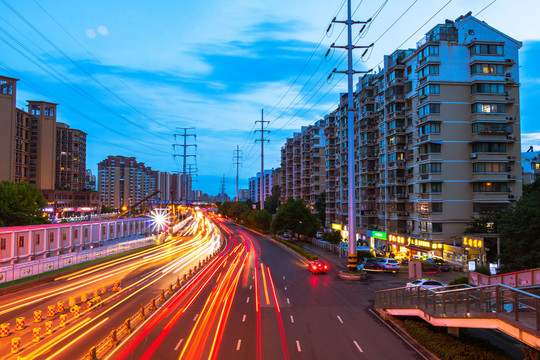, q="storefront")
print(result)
[386,234,444,261]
